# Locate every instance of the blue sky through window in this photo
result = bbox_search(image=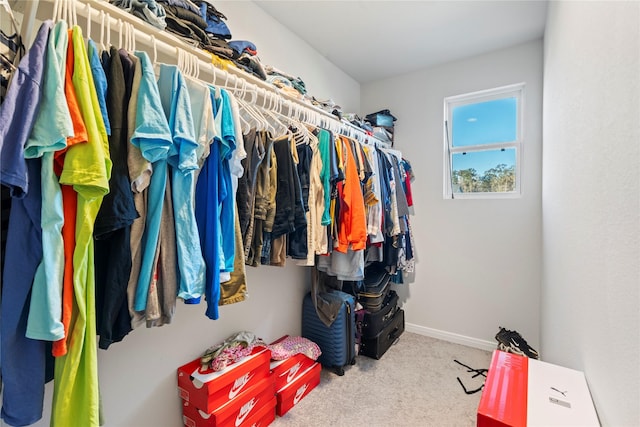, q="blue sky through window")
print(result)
[452,148,516,175]
[451,97,517,174]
